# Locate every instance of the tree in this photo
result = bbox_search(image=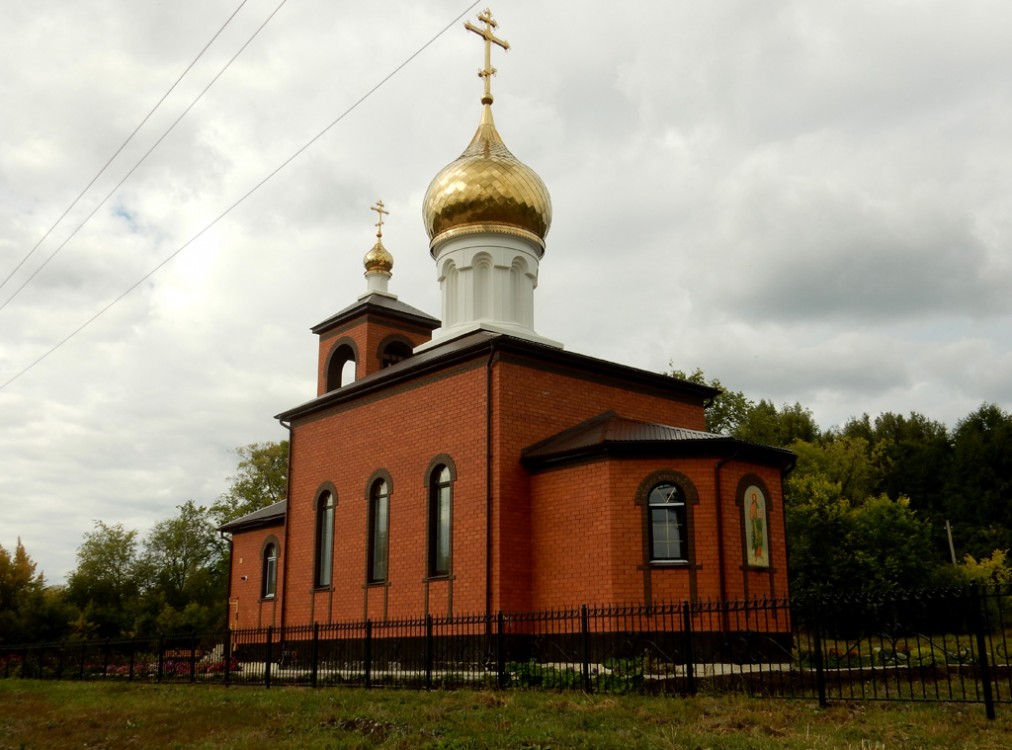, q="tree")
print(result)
[134,501,226,633]
[210,441,288,526]
[65,522,139,638]
[788,436,881,506]
[668,368,753,435]
[0,539,46,643]
[944,404,1012,559]
[737,400,820,447]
